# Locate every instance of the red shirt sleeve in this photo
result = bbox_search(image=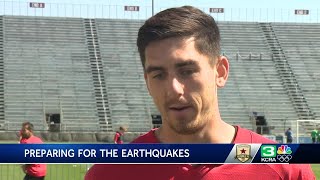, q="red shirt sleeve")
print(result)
[114,133,120,143]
